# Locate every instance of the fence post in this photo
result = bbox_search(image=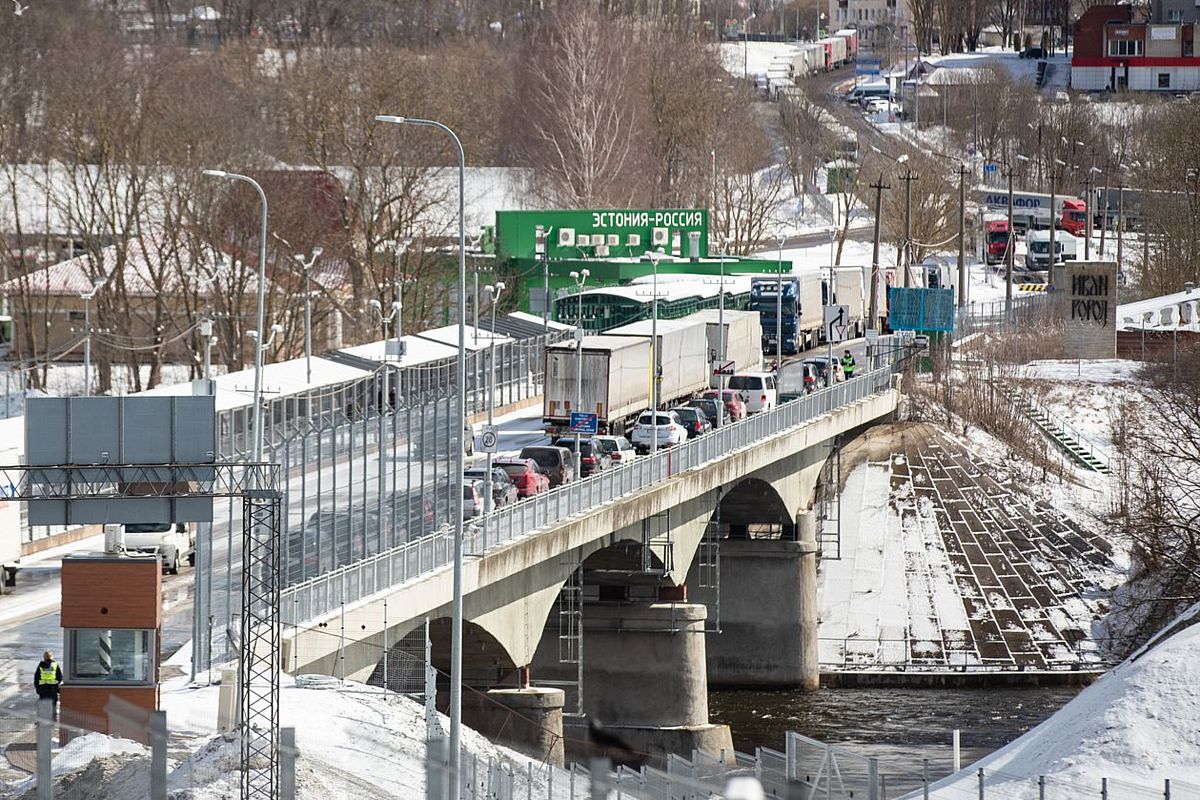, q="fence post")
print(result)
[1165,778,1171,800]
[1039,775,1046,800]
[36,697,52,800]
[923,759,930,800]
[280,727,298,800]
[978,768,985,800]
[150,709,167,800]
[590,758,611,799]
[1102,777,1108,800]
[867,758,879,800]
[785,731,797,782]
